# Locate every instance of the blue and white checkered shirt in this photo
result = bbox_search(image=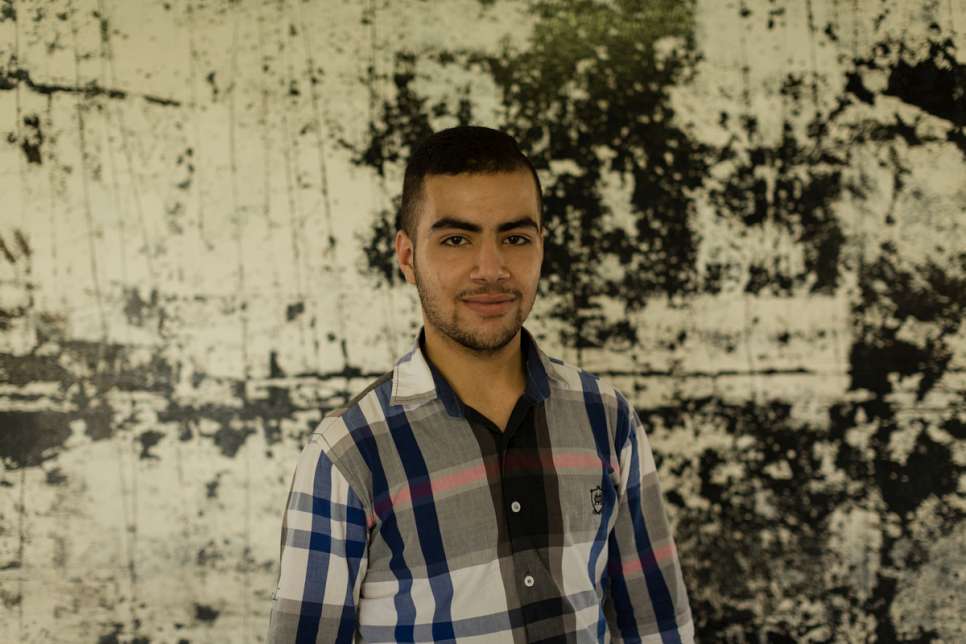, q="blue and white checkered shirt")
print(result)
[268,326,693,642]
